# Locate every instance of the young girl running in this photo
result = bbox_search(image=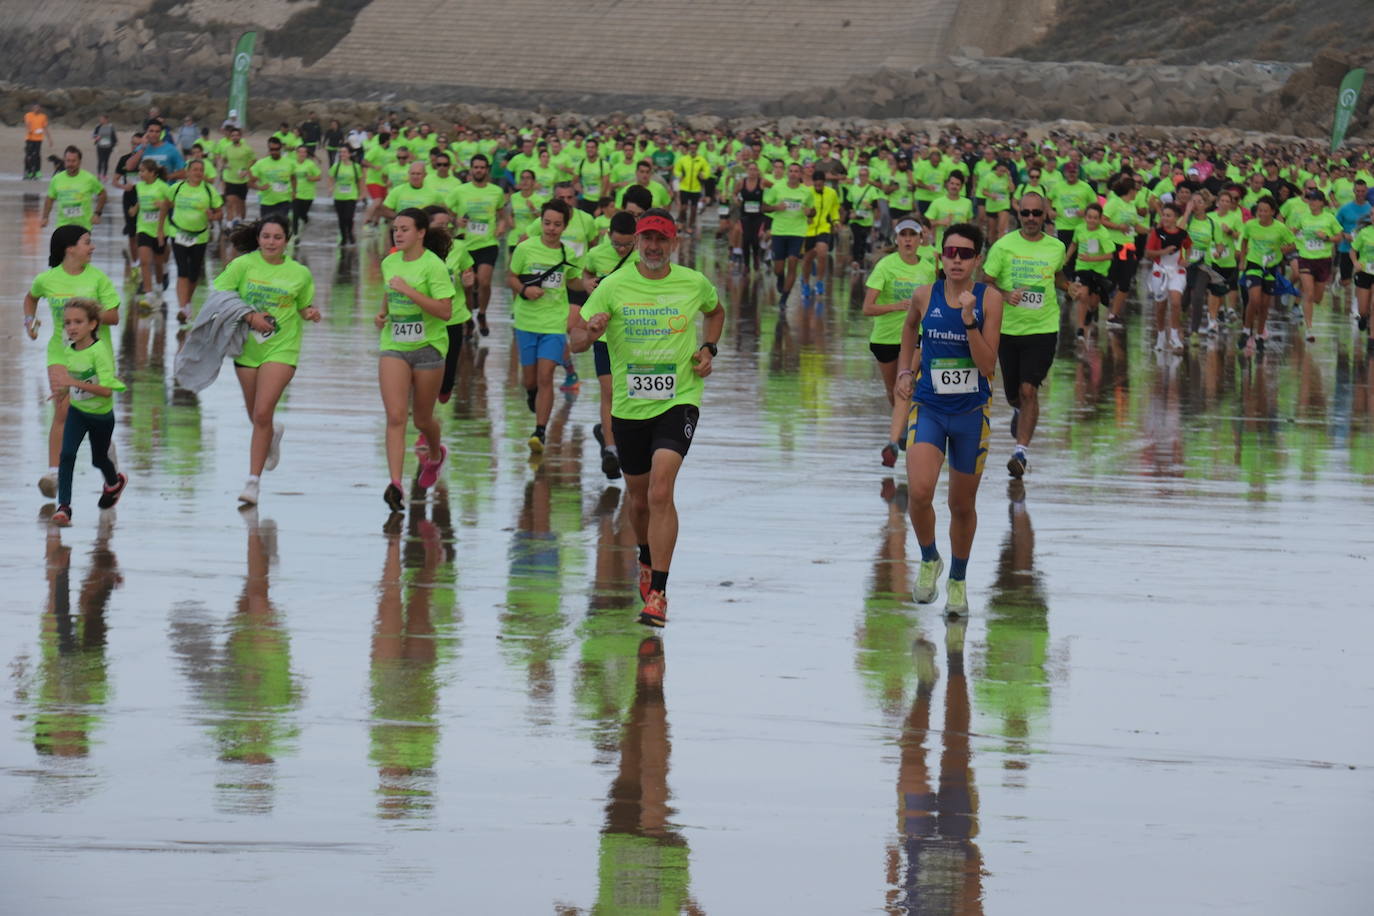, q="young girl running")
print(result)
[377,207,456,512]
[24,225,121,498]
[130,159,172,304]
[213,217,321,505]
[50,298,128,526]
